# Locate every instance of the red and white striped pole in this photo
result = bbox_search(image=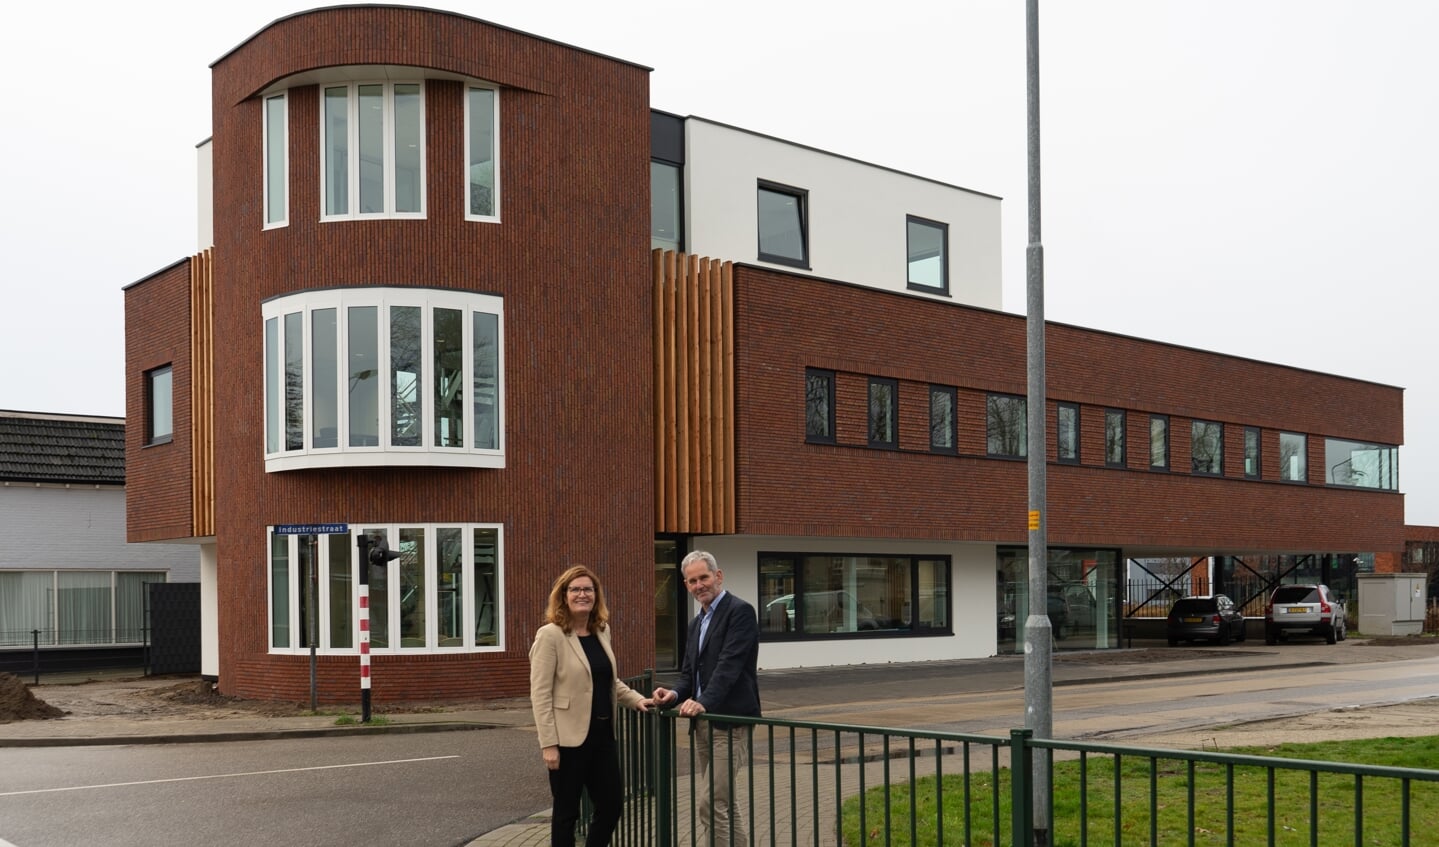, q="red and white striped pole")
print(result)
[357,534,372,723]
